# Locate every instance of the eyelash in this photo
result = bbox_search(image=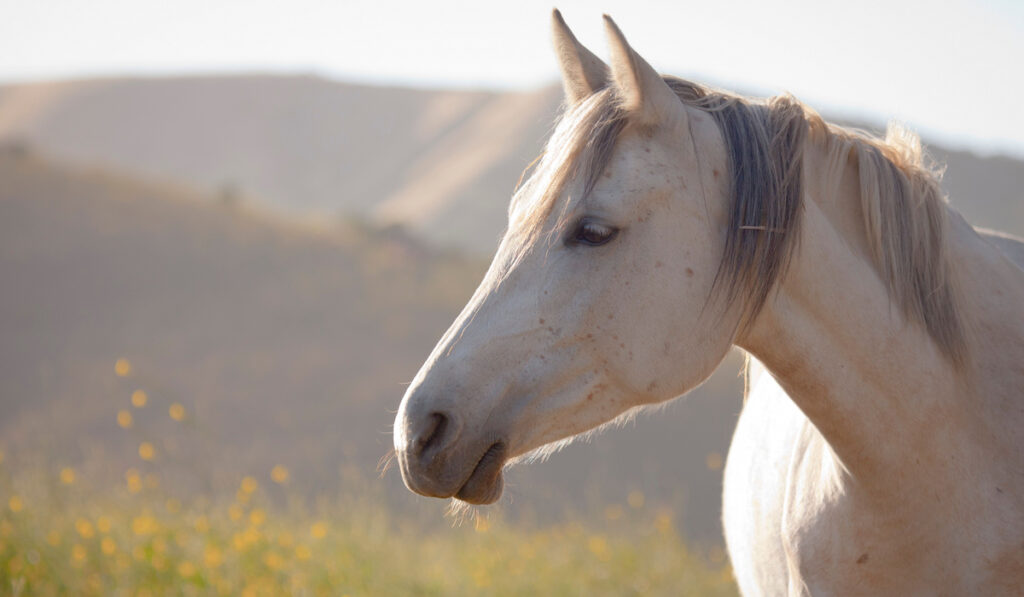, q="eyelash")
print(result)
[567,218,619,247]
